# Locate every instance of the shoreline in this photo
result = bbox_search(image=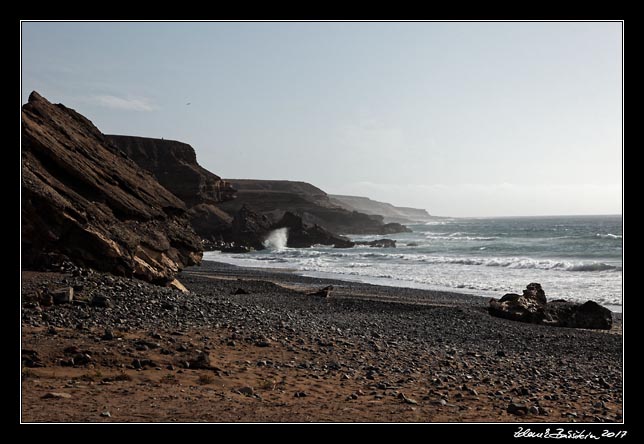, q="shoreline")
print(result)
[21,262,622,422]
[203,255,624,314]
